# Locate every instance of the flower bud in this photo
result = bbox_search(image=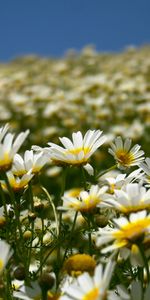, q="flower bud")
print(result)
[0,216,6,228]
[94,215,108,227]
[28,212,37,221]
[23,230,32,240]
[38,273,55,291]
[14,265,26,280]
